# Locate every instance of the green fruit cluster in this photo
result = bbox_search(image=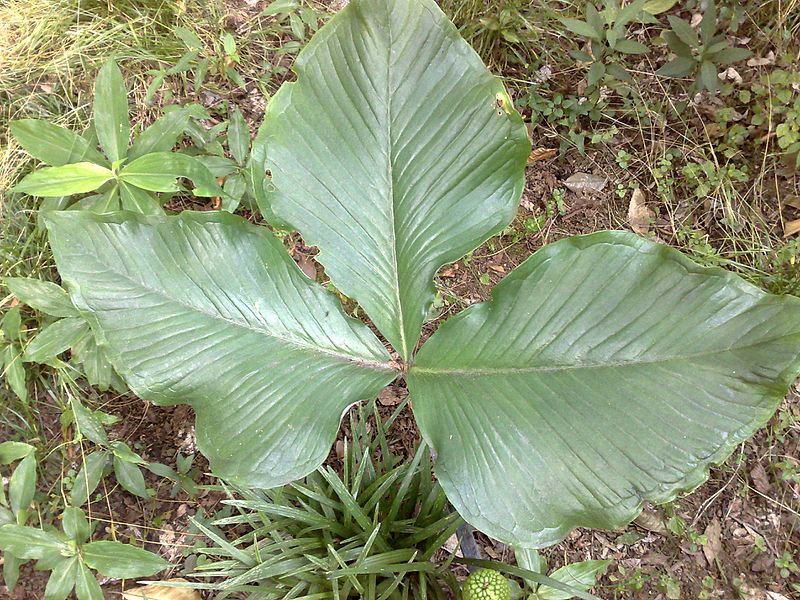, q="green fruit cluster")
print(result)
[462,569,511,600]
